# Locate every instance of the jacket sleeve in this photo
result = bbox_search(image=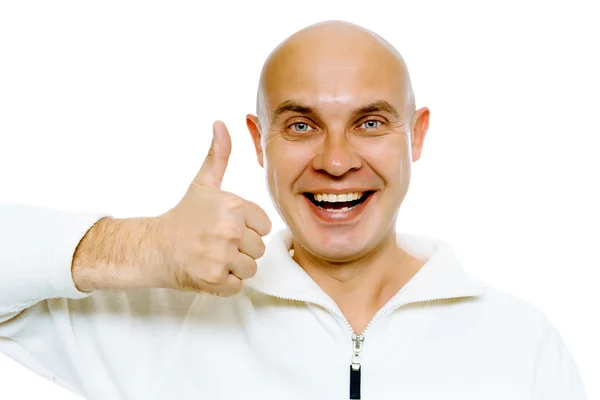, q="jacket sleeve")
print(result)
[0,203,199,398]
[0,203,107,320]
[533,316,589,399]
